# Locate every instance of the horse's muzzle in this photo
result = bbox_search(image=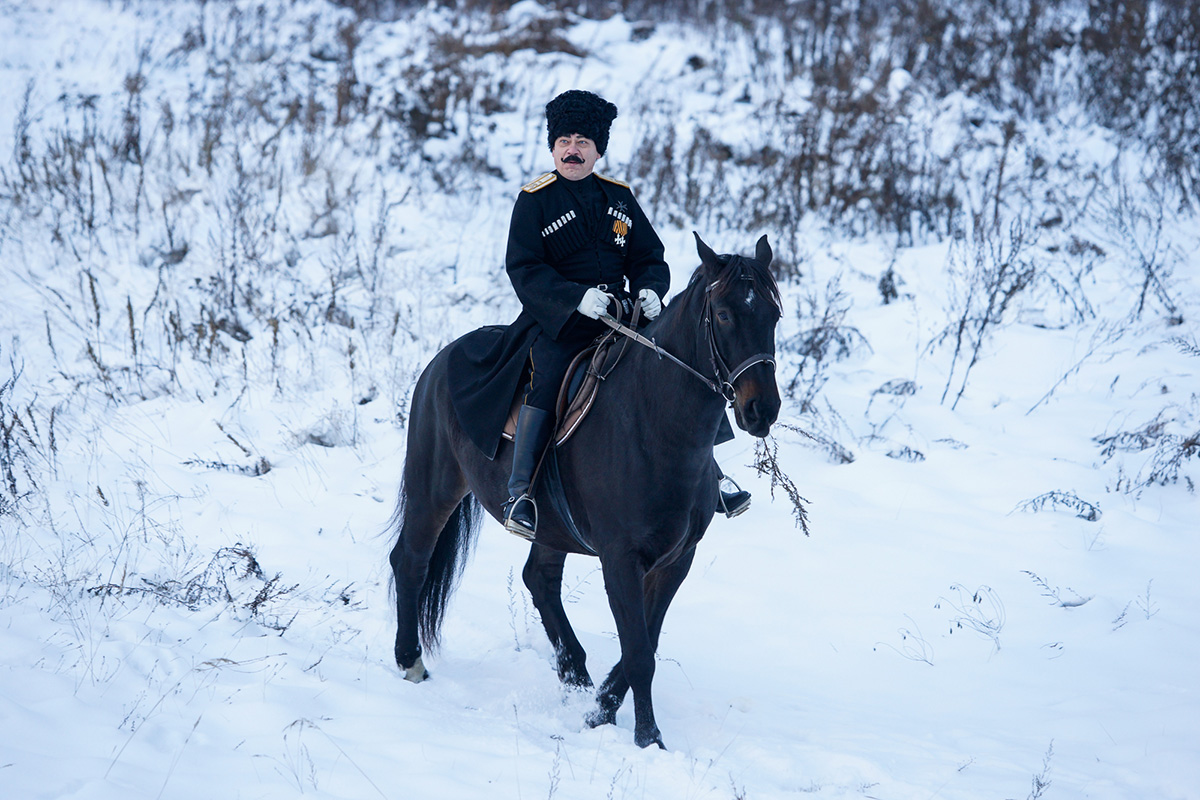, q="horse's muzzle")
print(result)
[733,367,781,438]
